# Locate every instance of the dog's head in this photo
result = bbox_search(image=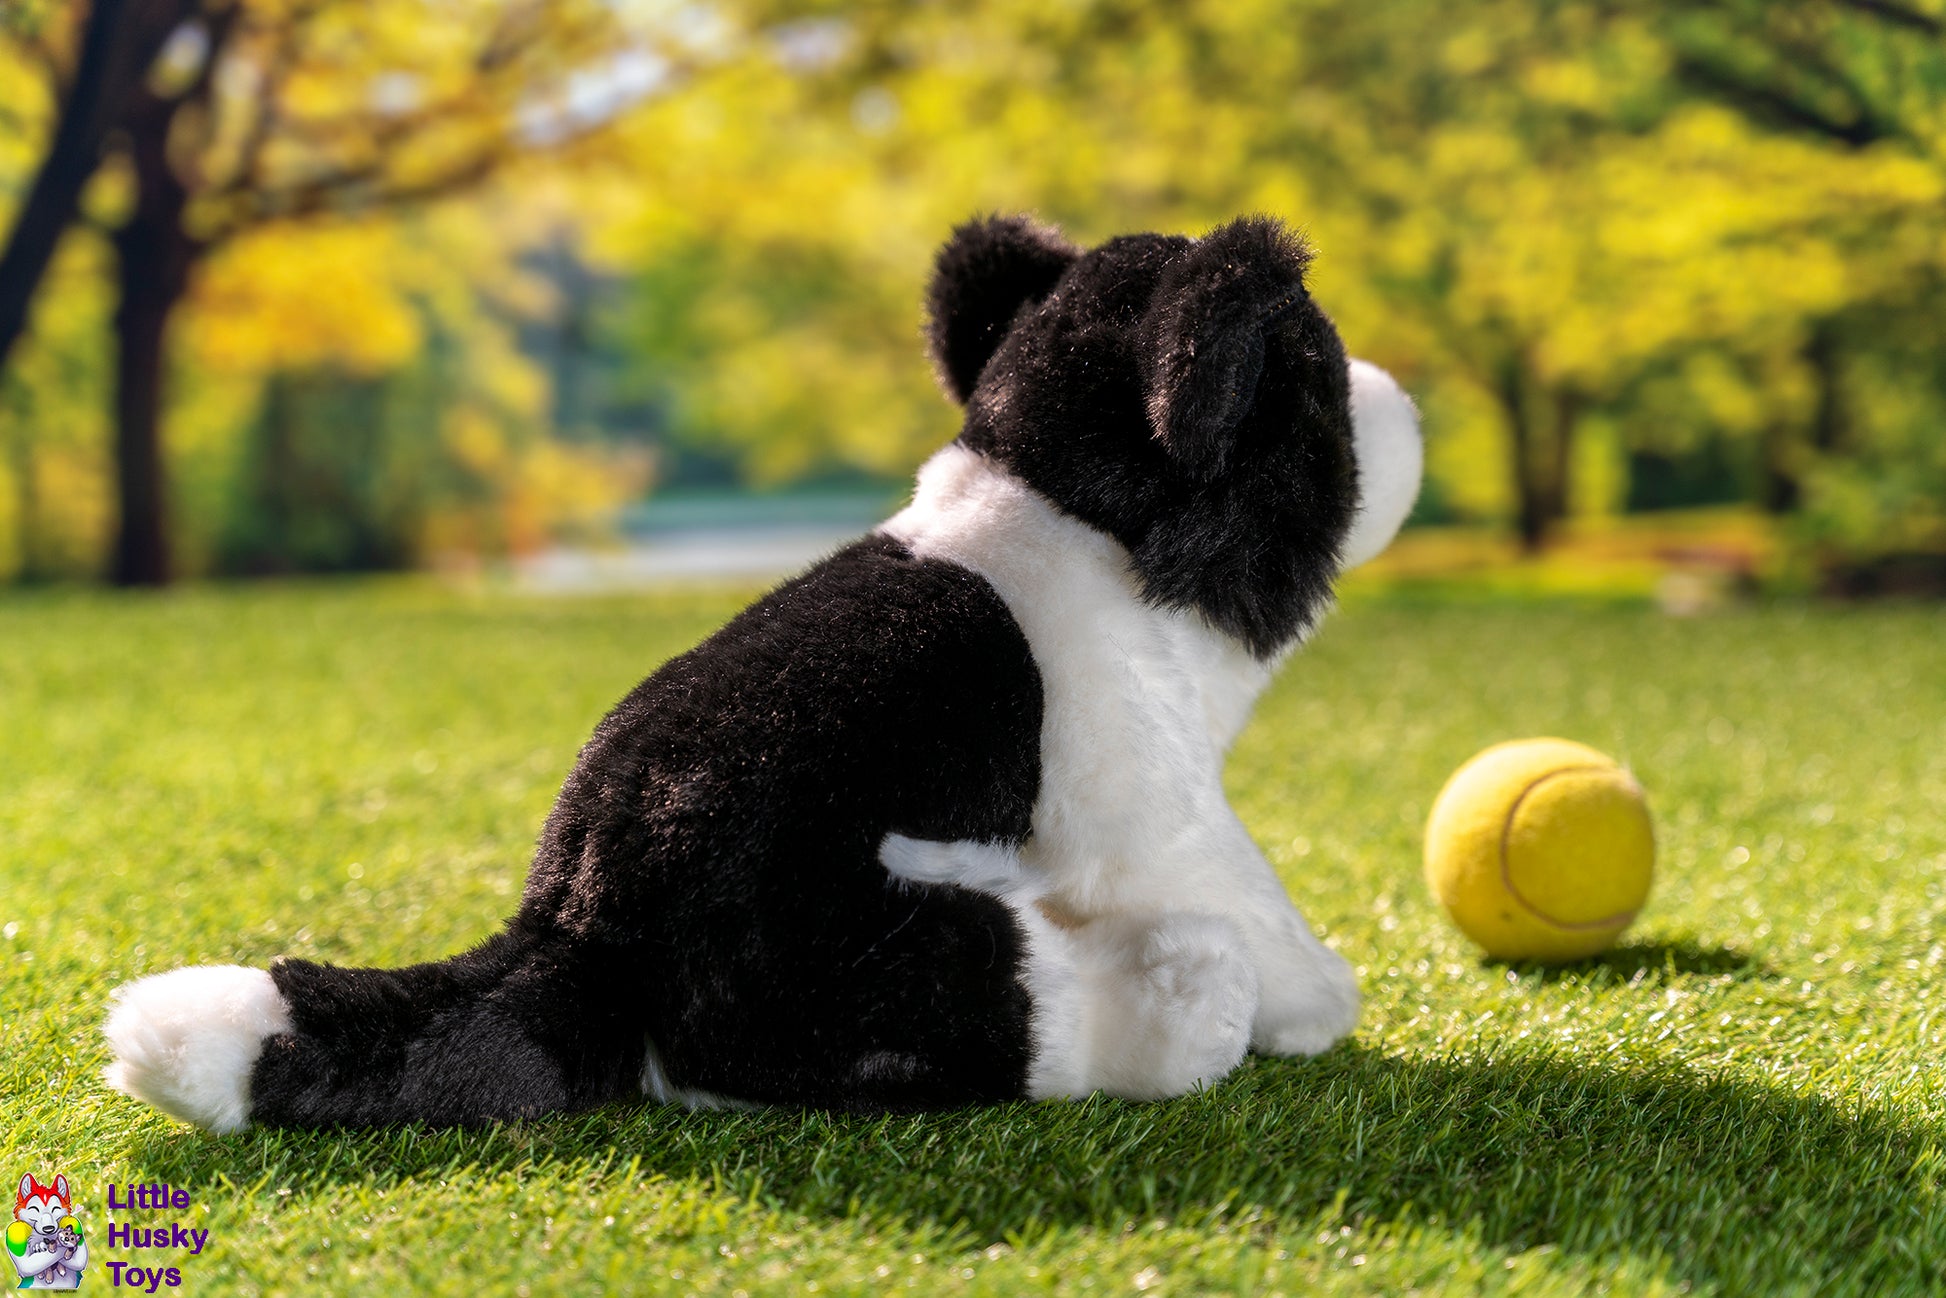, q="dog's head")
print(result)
[927,214,1421,656]
[14,1173,69,1238]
